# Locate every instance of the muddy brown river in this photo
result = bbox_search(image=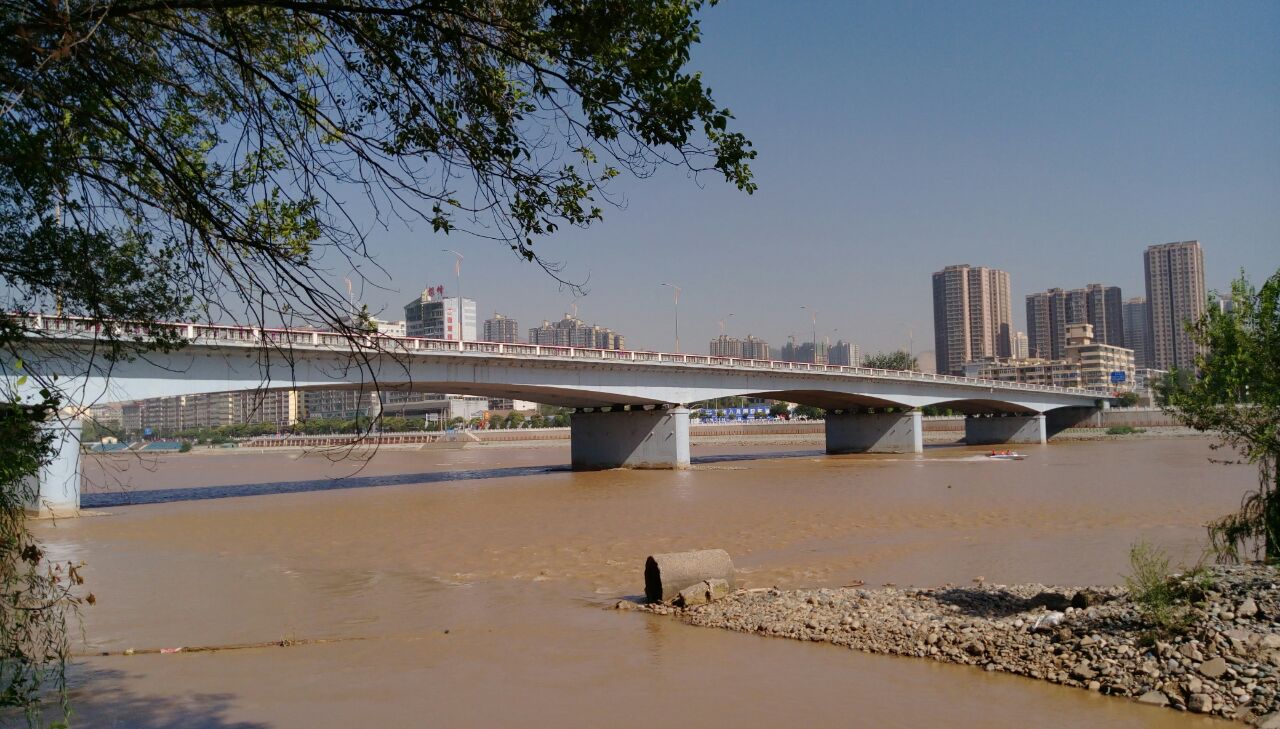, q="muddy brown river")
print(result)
[27,437,1254,727]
